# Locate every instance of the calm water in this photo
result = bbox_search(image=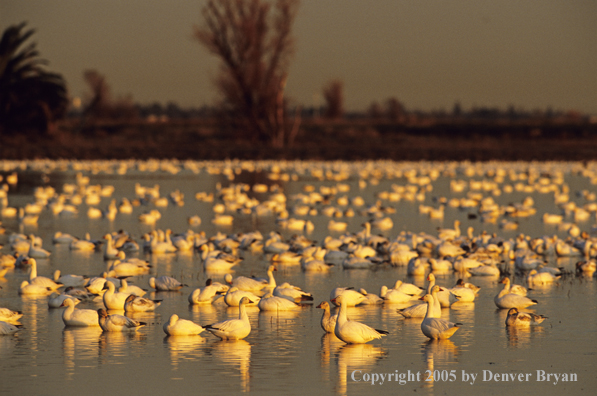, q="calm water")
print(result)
[0,160,596,395]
